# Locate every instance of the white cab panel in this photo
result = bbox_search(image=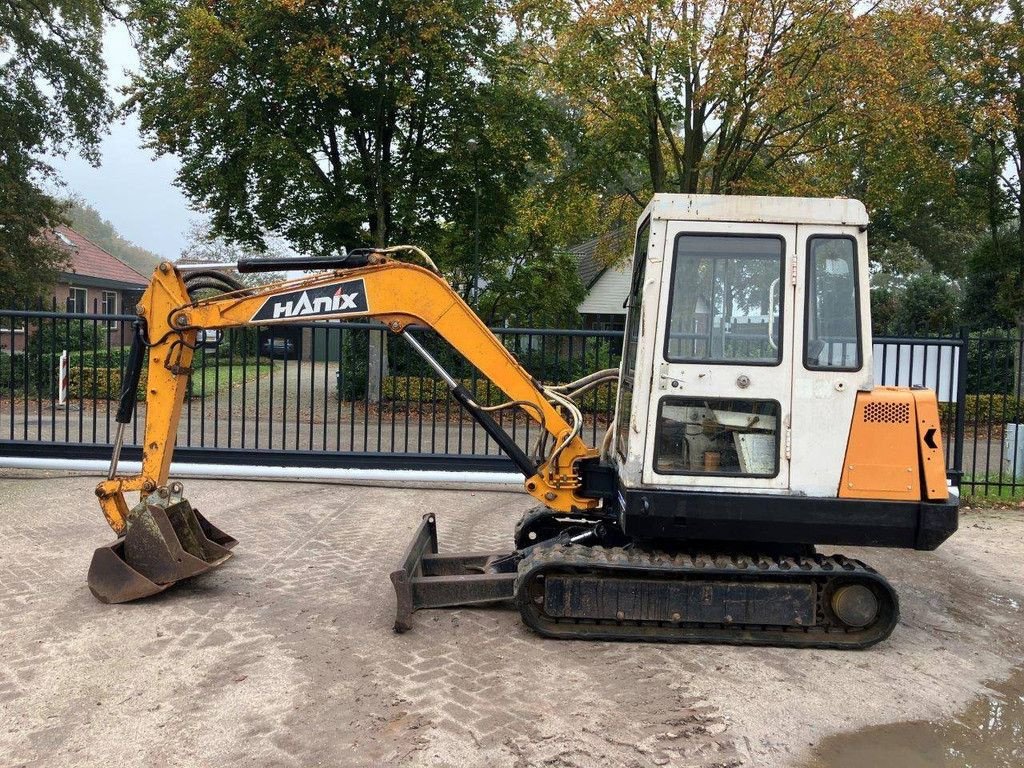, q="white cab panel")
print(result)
[613,194,873,499]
